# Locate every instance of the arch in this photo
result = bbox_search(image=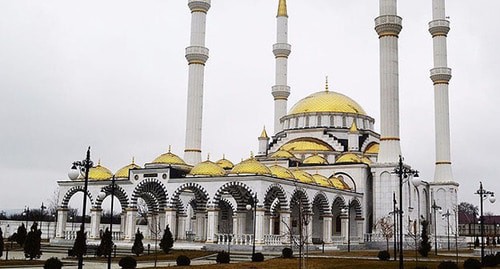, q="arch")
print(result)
[94,184,129,211]
[213,181,255,211]
[263,184,288,213]
[349,198,363,218]
[131,178,168,210]
[279,137,334,152]
[312,191,330,215]
[170,182,210,212]
[332,172,357,191]
[290,188,311,213]
[332,196,347,210]
[61,186,94,208]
